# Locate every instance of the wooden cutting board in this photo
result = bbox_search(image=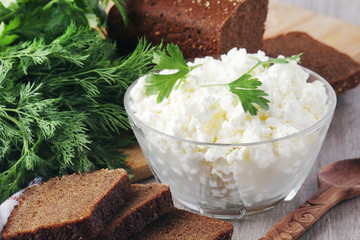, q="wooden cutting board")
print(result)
[125,0,360,182]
